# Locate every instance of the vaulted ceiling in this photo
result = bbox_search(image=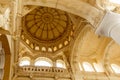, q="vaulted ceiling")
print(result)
[16,0,120,64]
[21,6,73,54]
[1,0,120,80]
